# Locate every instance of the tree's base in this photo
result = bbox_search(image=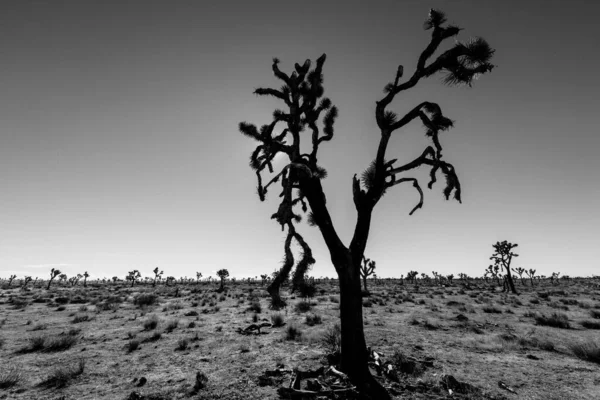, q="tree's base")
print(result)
[352,372,390,400]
